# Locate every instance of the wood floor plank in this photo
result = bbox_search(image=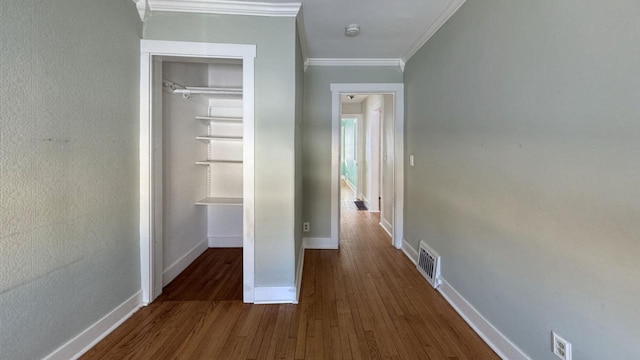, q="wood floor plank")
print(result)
[81,182,499,360]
